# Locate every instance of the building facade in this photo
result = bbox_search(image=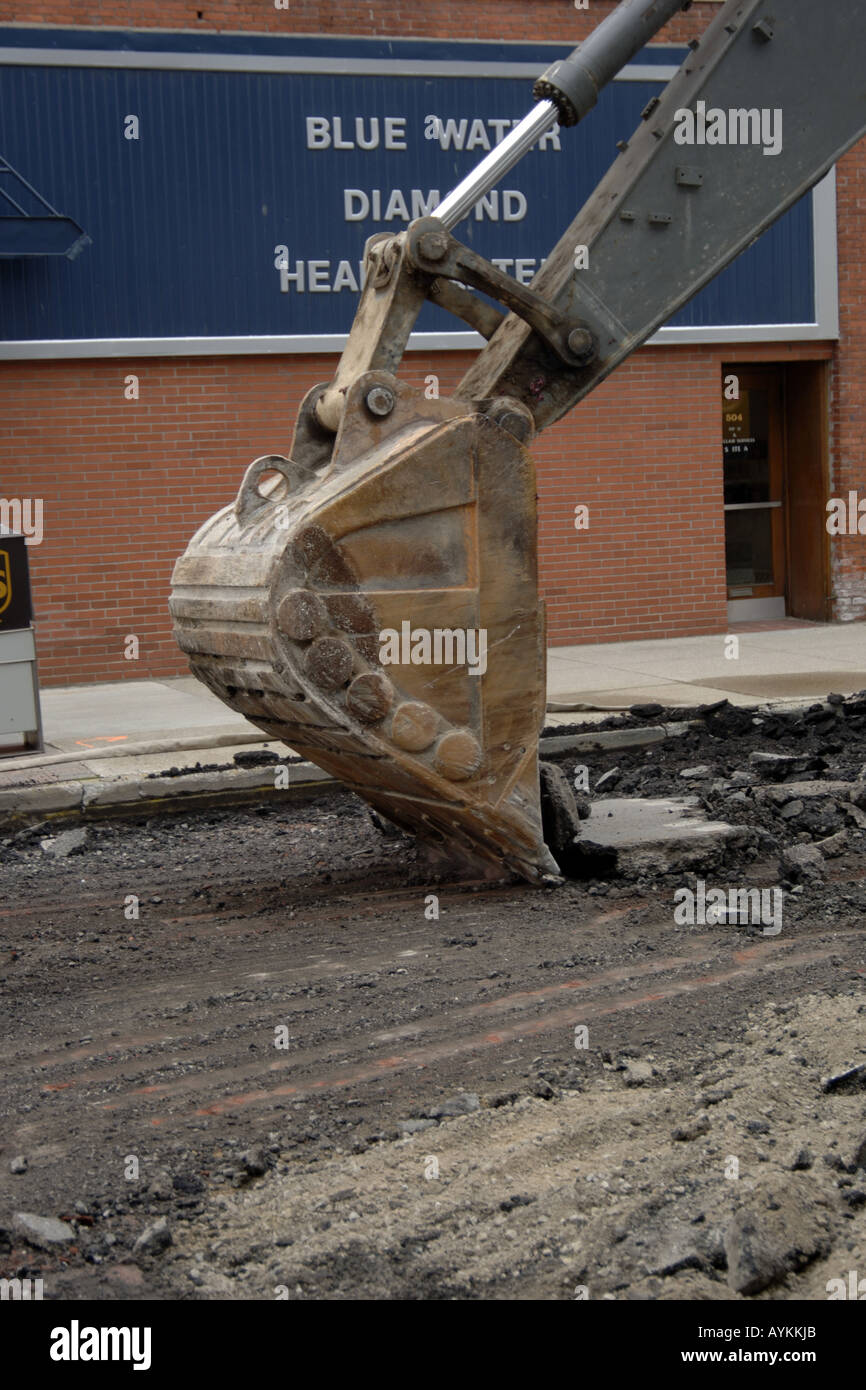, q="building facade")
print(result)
[0,0,862,687]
